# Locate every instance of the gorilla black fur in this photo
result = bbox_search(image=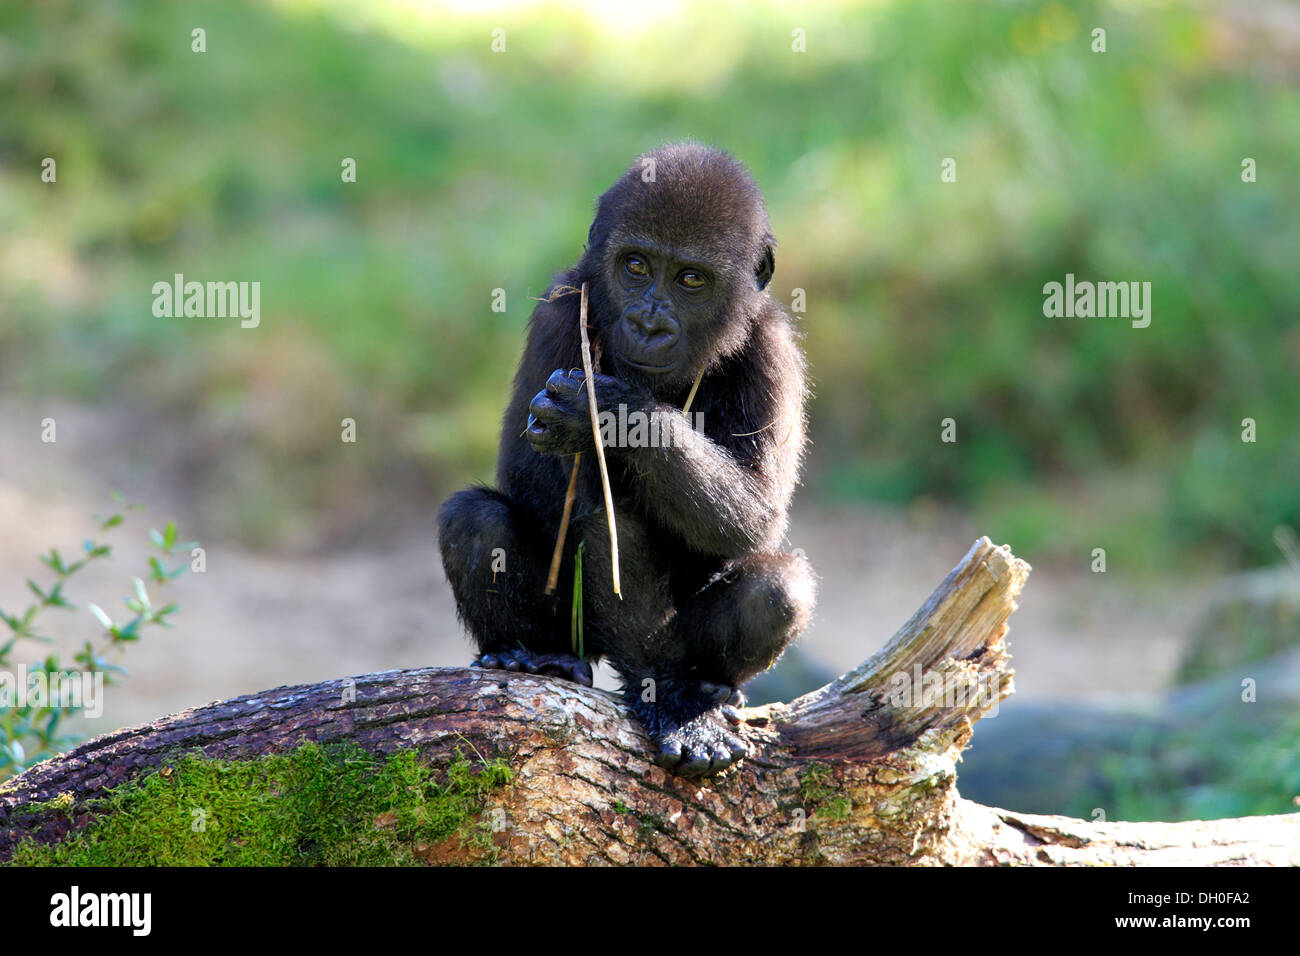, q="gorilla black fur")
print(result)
[438,143,815,777]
